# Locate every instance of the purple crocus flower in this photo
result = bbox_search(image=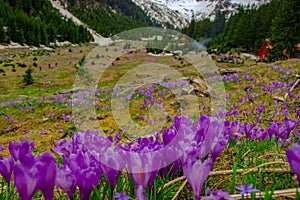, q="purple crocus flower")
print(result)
[286,141,300,185]
[210,190,235,200]
[242,122,257,140]
[127,151,162,199]
[256,102,265,113]
[201,189,235,200]
[39,130,48,135]
[197,117,225,159]
[56,165,77,199]
[30,105,34,112]
[235,183,260,195]
[114,192,132,200]
[9,140,34,162]
[255,128,269,141]
[64,150,102,200]
[182,158,212,200]
[36,152,57,200]
[54,139,72,157]
[14,155,39,200]
[14,150,57,200]
[284,117,299,134]
[159,146,182,178]
[6,126,11,132]
[267,122,288,140]
[162,126,176,145]
[211,138,228,162]
[0,157,14,184]
[100,146,126,191]
[77,167,101,200]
